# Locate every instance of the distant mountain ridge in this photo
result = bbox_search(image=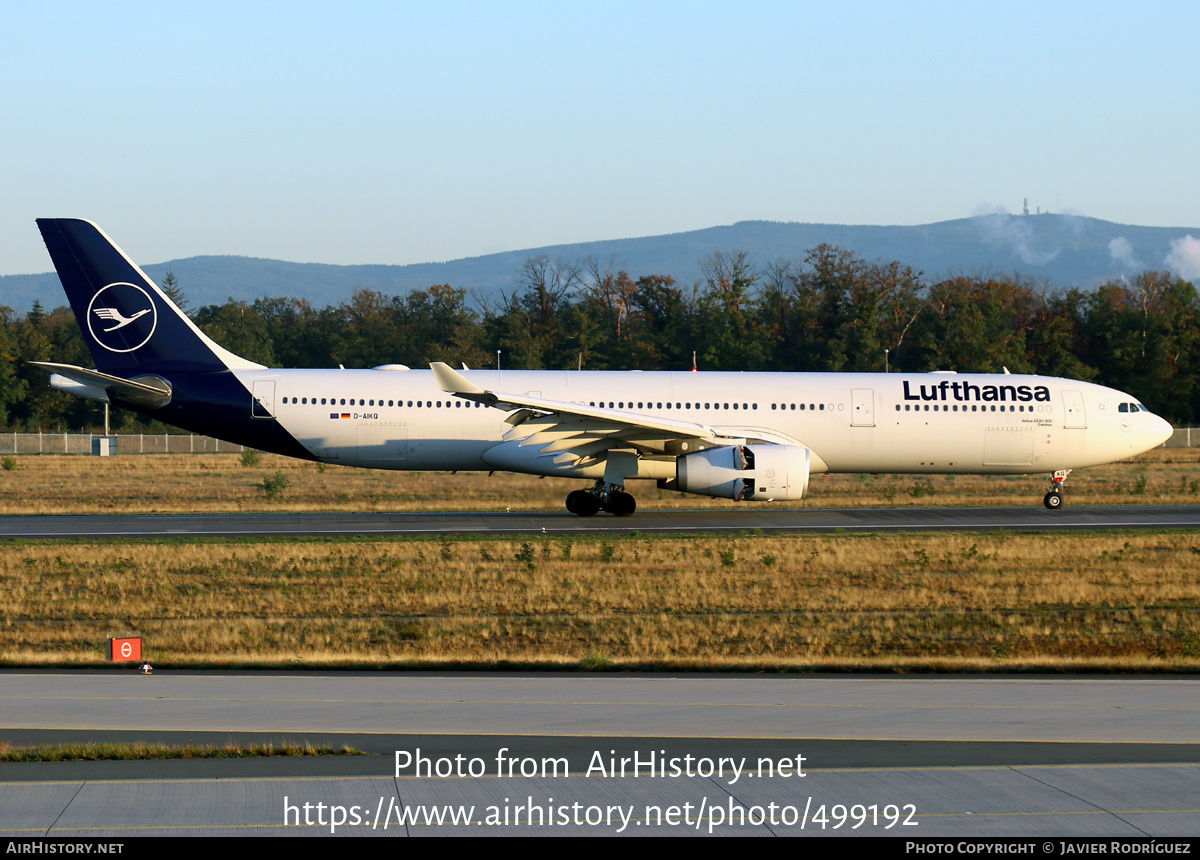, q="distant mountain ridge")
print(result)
[4,214,1198,313]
